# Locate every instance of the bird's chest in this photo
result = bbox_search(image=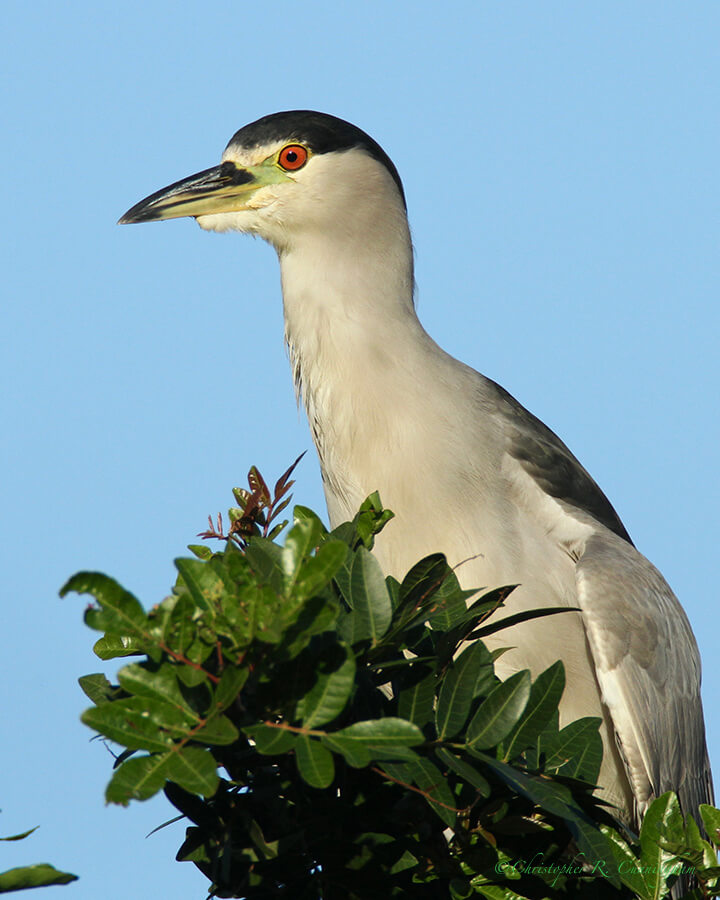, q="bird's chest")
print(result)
[306,375,521,579]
